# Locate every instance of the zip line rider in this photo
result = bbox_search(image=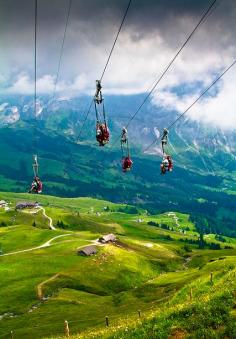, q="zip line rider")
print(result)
[121,127,133,172]
[94,80,110,146]
[28,155,43,193]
